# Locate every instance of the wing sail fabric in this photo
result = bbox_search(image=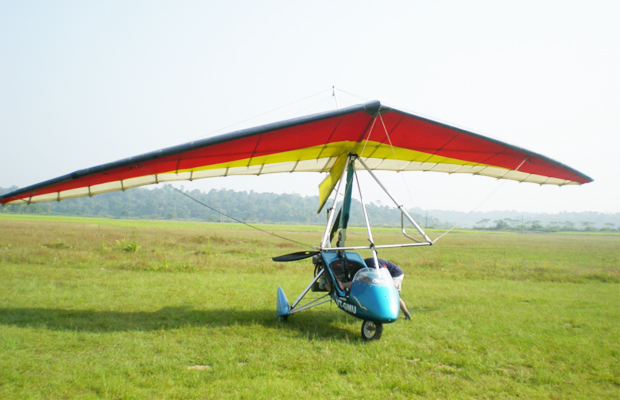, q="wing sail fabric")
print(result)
[0,101,592,206]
